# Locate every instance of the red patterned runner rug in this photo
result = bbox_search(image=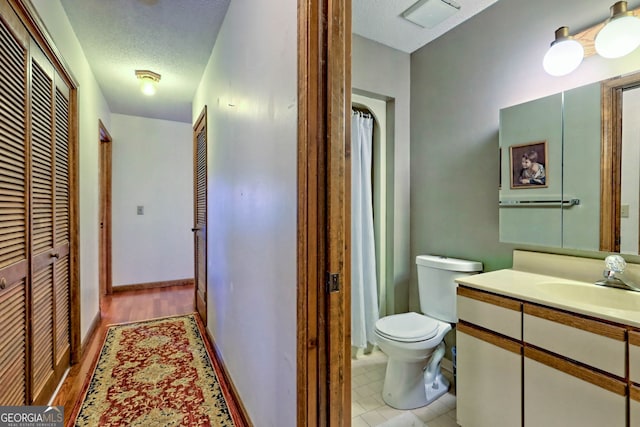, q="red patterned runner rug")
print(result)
[72,314,241,426]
